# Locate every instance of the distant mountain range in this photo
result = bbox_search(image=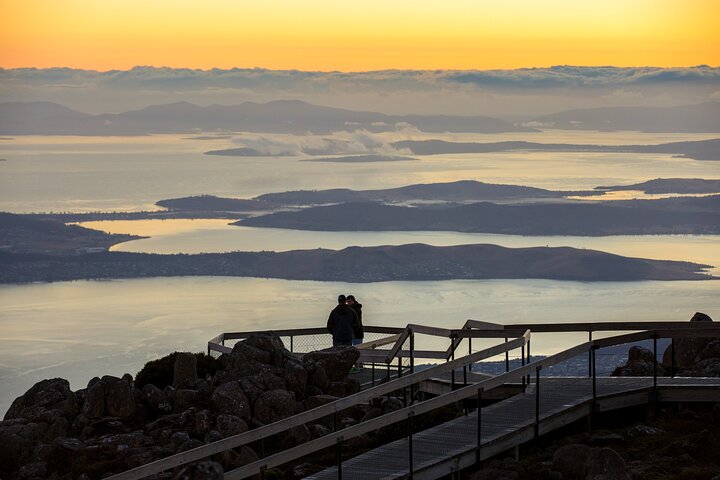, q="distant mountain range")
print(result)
[530,102,720,133]
[391,138,720,161]
[1,100,718,136]
[0,100,534,135]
